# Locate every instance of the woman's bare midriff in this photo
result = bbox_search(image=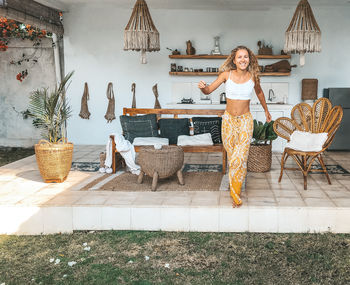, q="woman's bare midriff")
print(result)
[225,98,250,116]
